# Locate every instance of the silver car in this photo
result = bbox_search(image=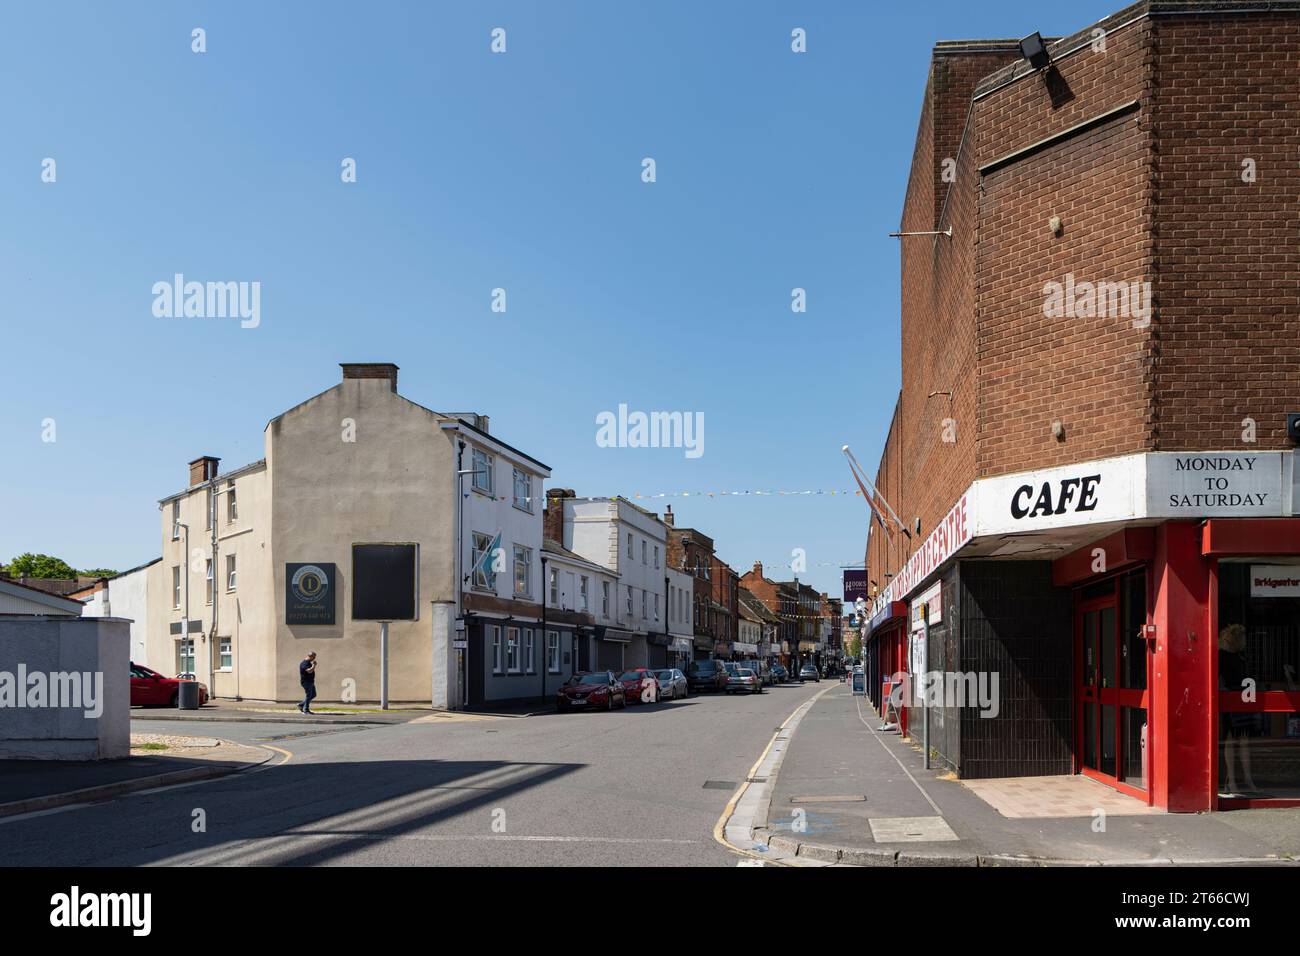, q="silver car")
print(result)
[654,668,689,700]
